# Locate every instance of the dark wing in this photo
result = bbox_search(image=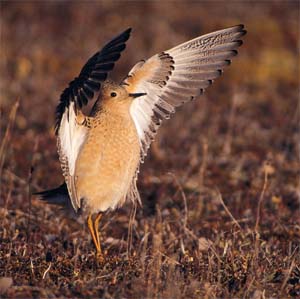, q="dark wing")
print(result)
[55,27,132,134]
